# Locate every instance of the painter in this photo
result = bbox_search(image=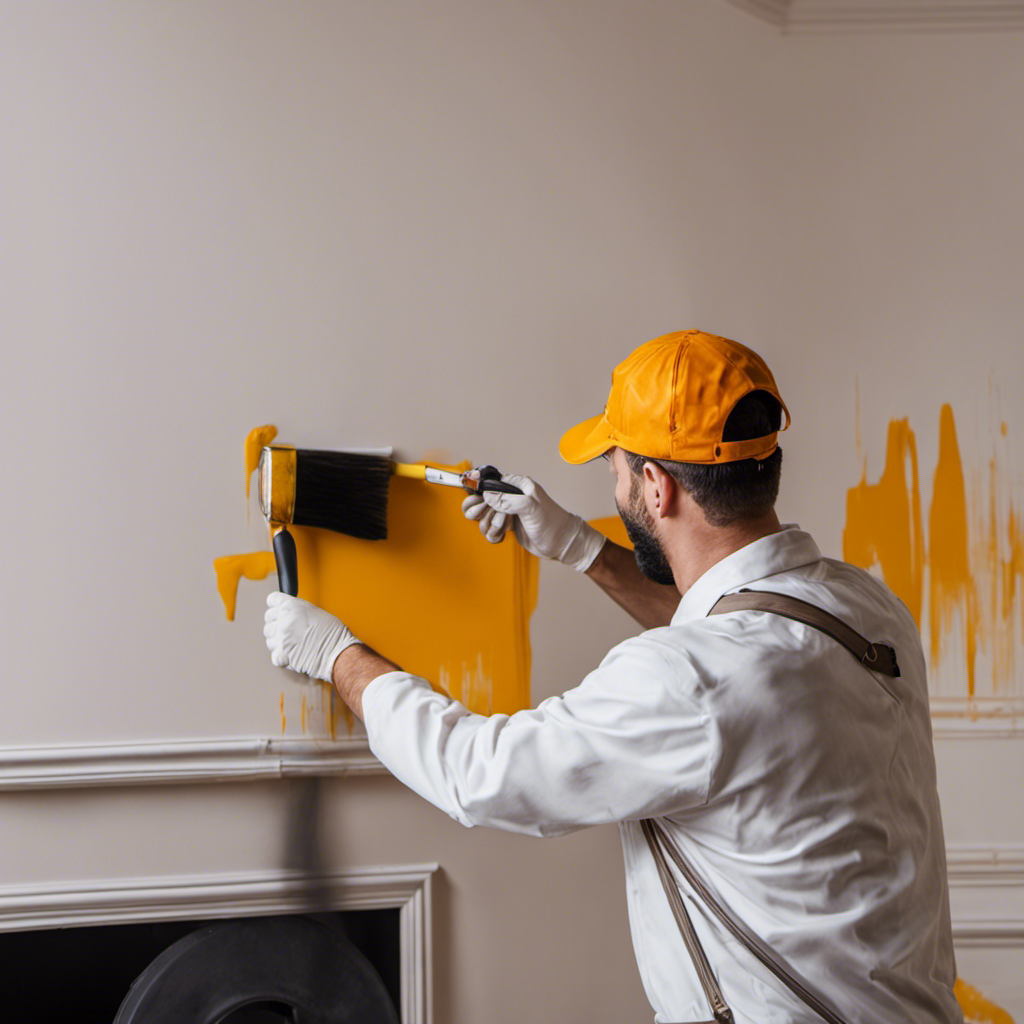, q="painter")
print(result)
[262,330,963,1024]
